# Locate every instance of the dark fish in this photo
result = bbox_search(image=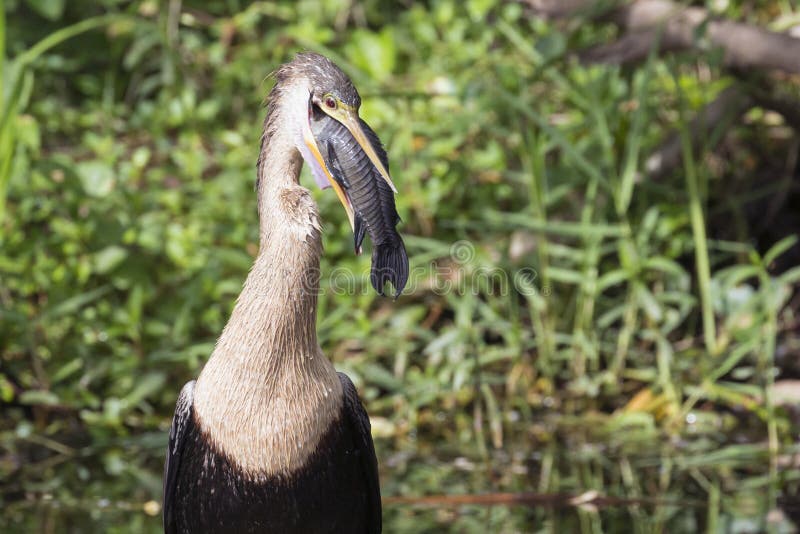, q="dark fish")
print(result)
[311,113,409,298]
